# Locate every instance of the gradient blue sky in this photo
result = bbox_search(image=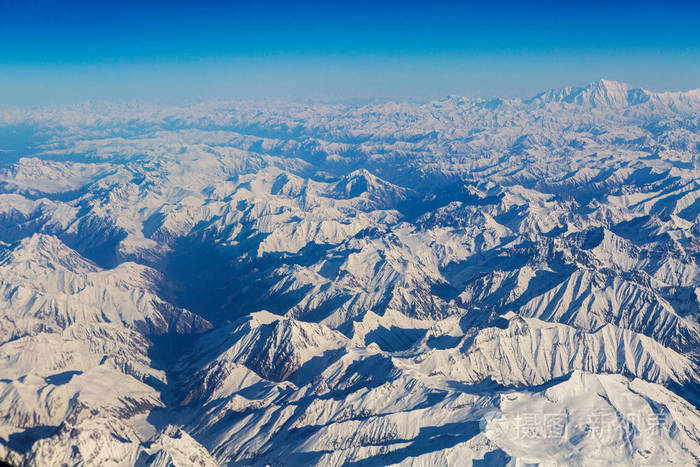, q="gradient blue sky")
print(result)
[1,0,699,104]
